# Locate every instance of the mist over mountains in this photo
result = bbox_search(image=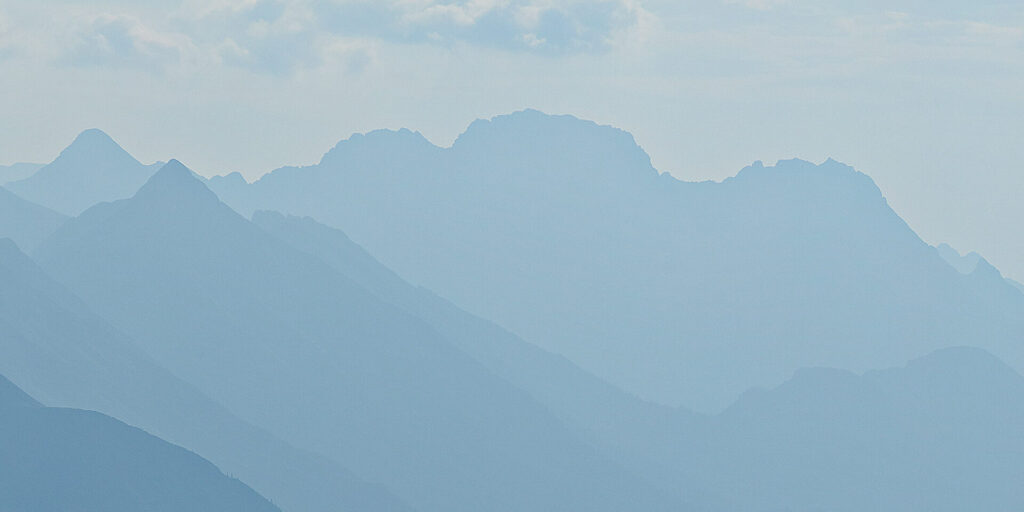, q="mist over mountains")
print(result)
[208,109,1024,412]
[6,129,163,216]
[0,374,280,512]
[2,110,1023,511]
